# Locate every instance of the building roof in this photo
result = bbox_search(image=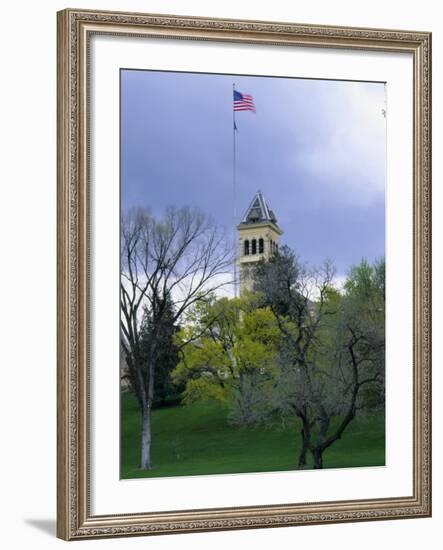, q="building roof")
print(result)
[239,190,278,226]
